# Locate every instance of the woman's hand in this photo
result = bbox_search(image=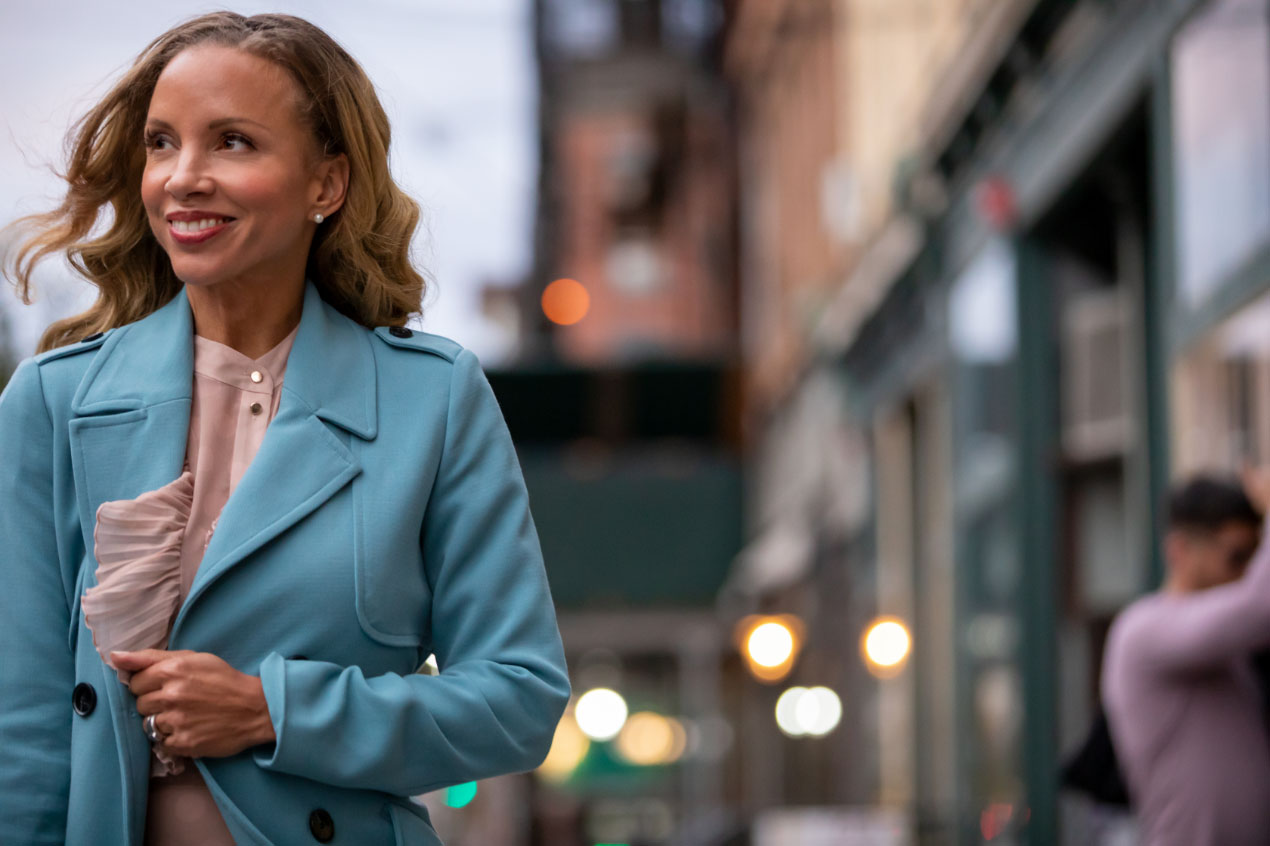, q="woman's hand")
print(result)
[110,649,276,759]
